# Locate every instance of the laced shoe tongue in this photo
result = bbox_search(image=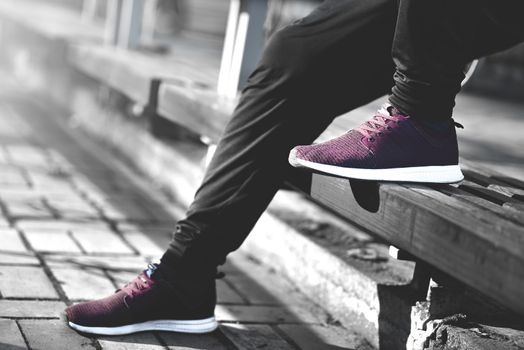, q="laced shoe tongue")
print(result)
[352,104,409,139]
[386,105,403,116]
[145,263,158,278]
[117,264,158,297]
